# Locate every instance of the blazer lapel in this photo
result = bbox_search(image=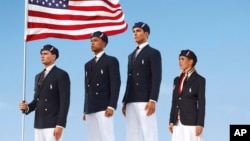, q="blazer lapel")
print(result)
[128,53,133,71]
[182,72,197,93]
[35,71,43,89]
[34,71,44,99]
[88,54,107,83]
[34,66,57,99]
[85,61,93,84]
[130,45,149,68]
[40,66,57,90]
